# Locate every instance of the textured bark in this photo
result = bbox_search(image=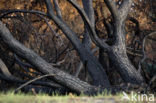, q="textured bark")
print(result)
[0,21,97,94]
[0,2,111,87]
[107,19,144,84]
[108,46,144,84]
[82,0,93,48]
[45,0,110,87]
[67,0,144,84]
[0,0,145,93]
[110,16,144,84]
